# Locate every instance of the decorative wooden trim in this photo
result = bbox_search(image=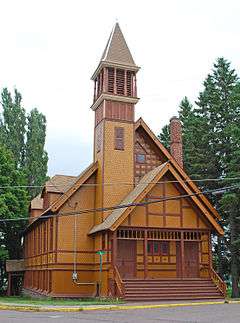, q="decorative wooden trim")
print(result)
[180,232,185,278]
[168,164,223,235]
[144,230,148,278]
